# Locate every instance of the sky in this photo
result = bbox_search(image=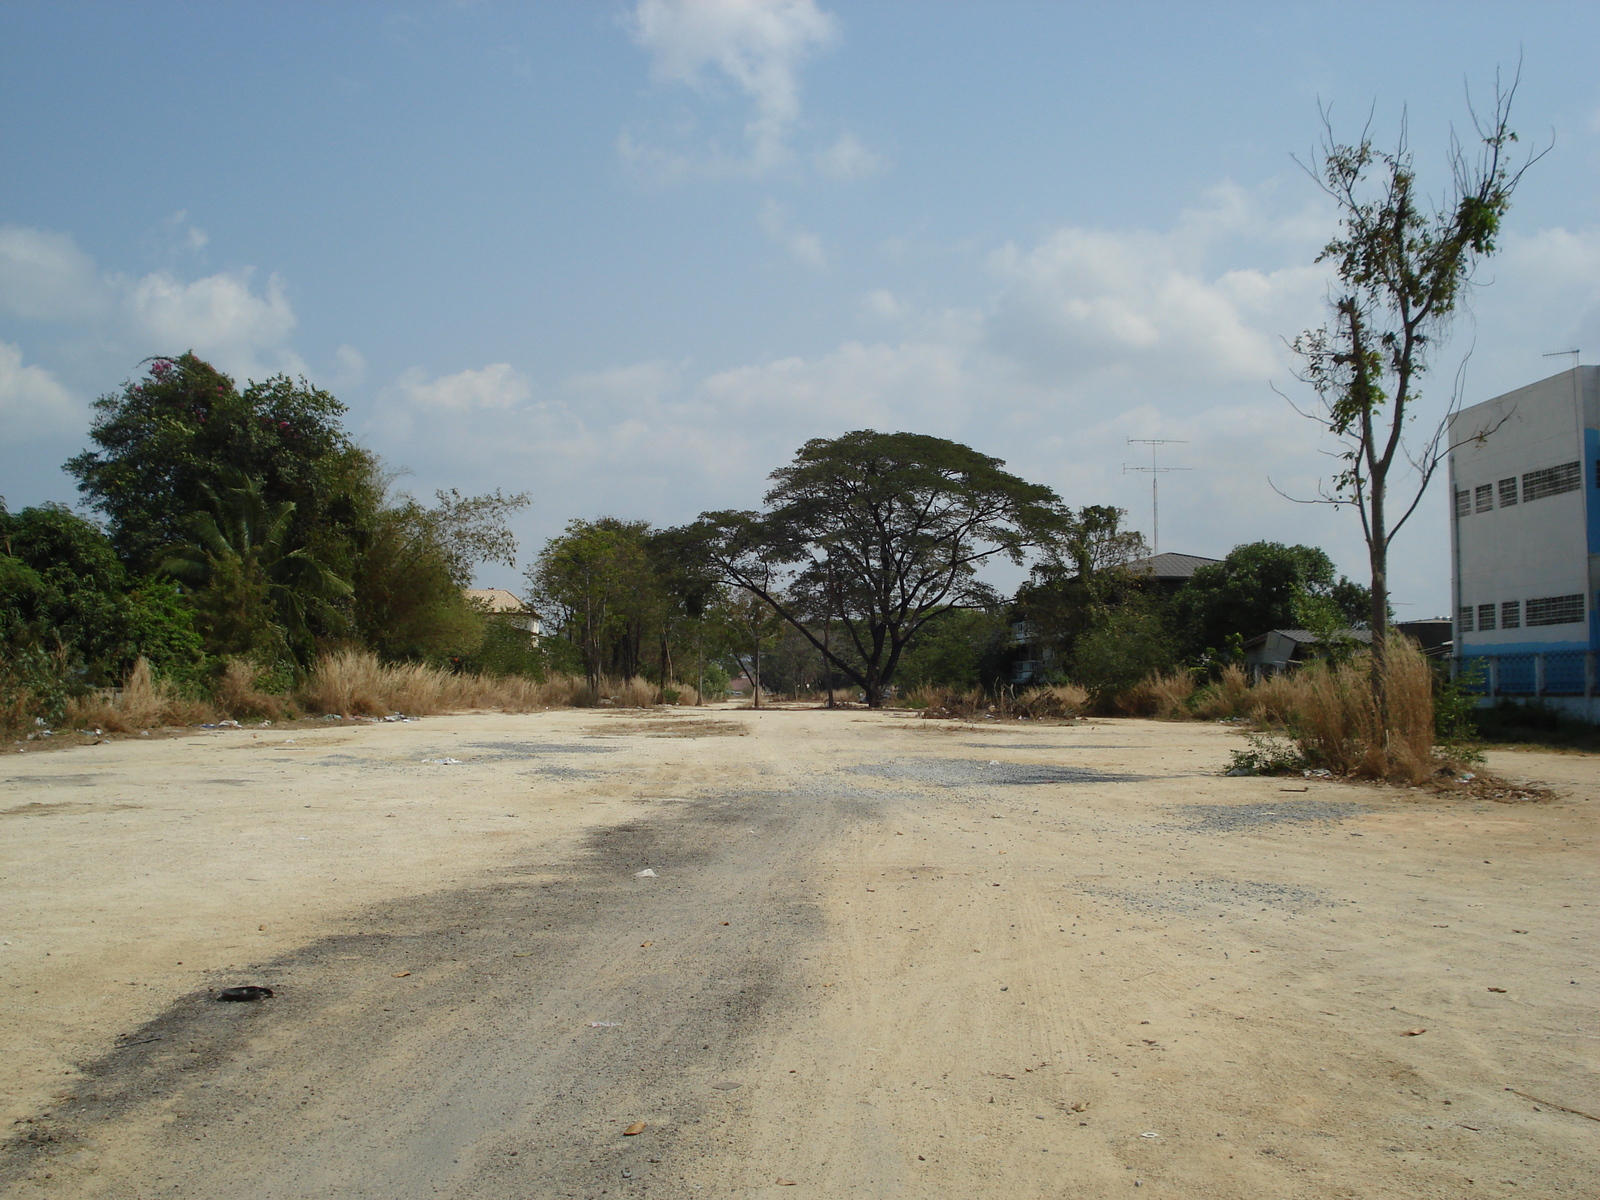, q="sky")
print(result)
[3,1,1599,617]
